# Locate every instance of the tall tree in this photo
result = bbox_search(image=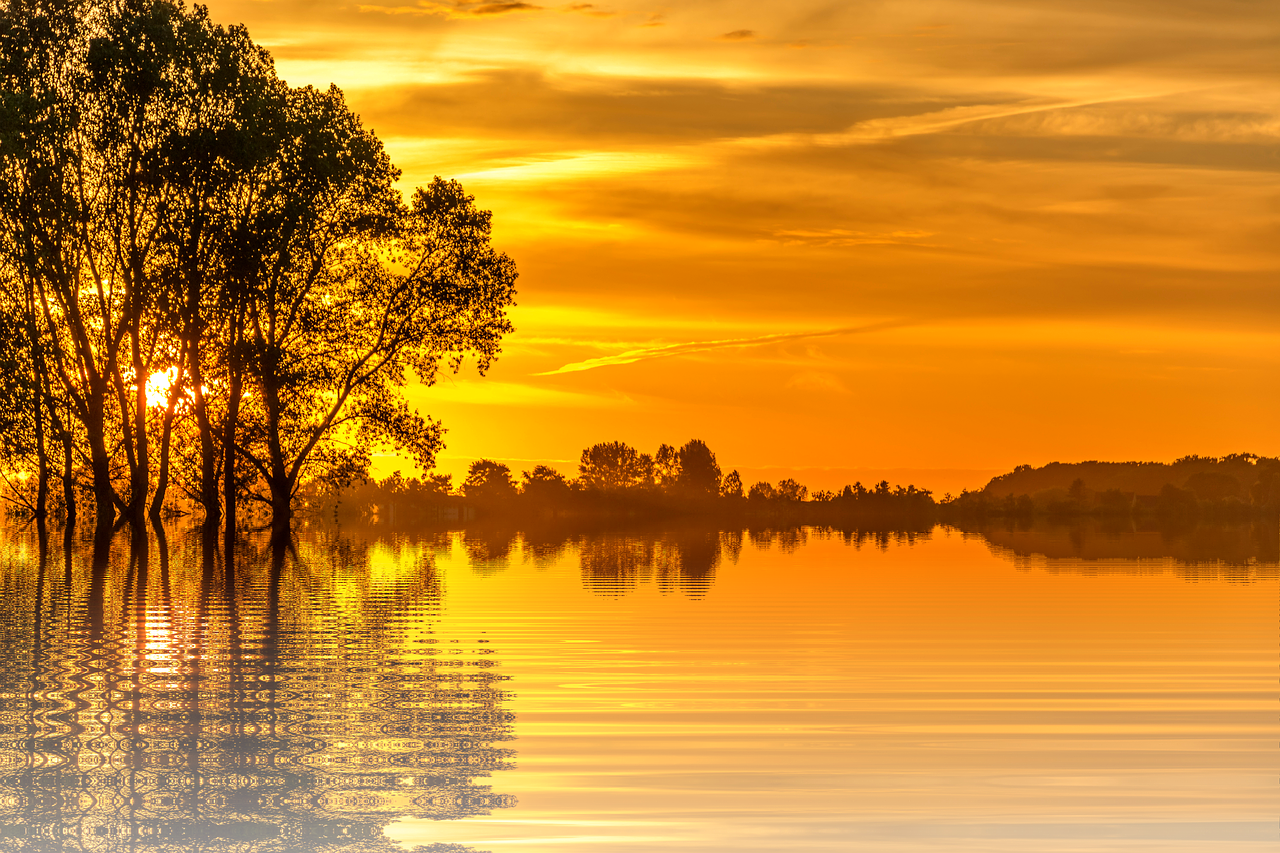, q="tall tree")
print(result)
[147,8,282,524]
[0,0,286,527]
[231,144,517,533]
[675,439,721,498]
[0,0,516,535]
[0,0,121,526]
[579,441,653,492]
[463,459,517,503]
